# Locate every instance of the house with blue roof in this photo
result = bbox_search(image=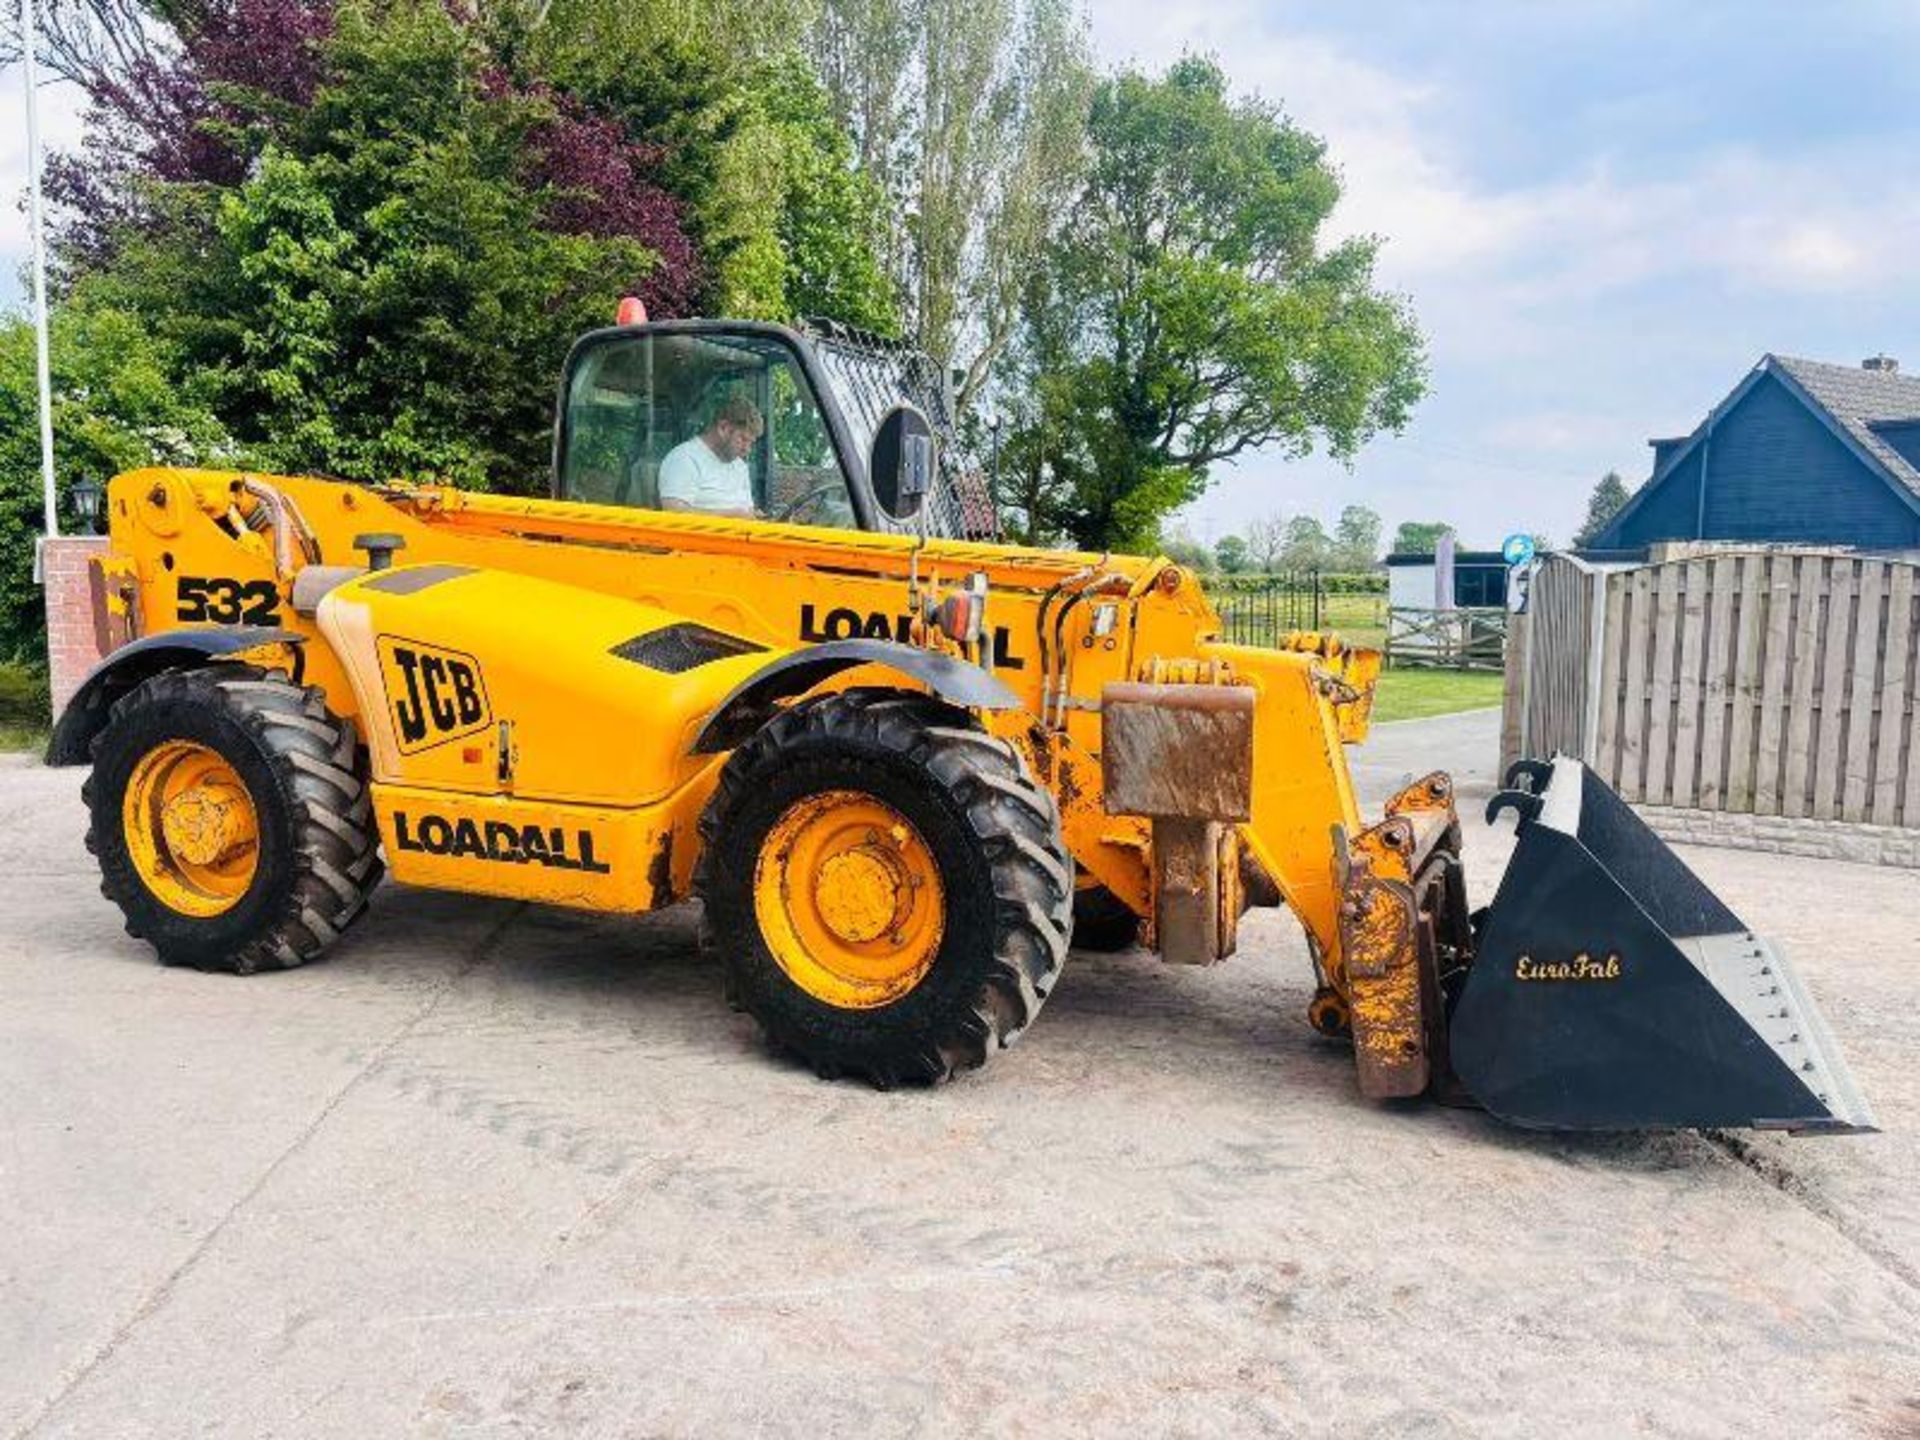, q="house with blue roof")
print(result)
[1591,354,1920,556]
